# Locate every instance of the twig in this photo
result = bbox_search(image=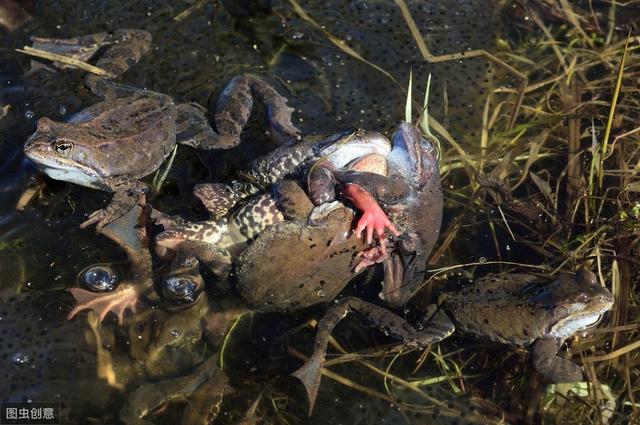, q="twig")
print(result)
[16,46,113,77]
